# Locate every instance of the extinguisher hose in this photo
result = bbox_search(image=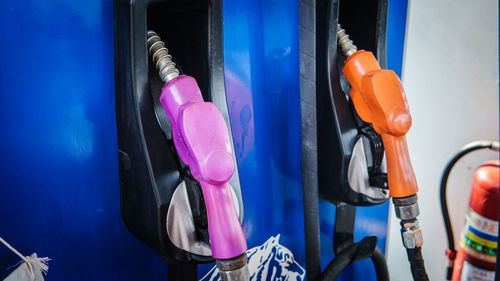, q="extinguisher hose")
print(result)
[439,140,499,280]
